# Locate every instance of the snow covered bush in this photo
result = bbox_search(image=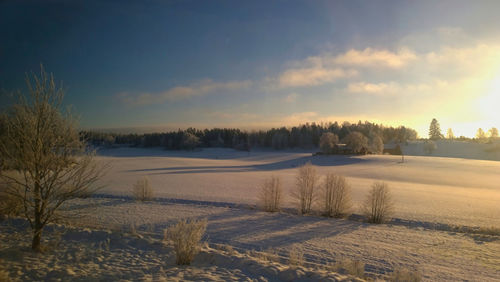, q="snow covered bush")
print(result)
[292,162,318,214]
[322,173,352,218]
[363,182,394,223]
[131,177,153,201]
[164,219,207,265]
[390,267,422,282]
[332,258,365,278]
[288,246,303,266]
[258,176,283,212]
